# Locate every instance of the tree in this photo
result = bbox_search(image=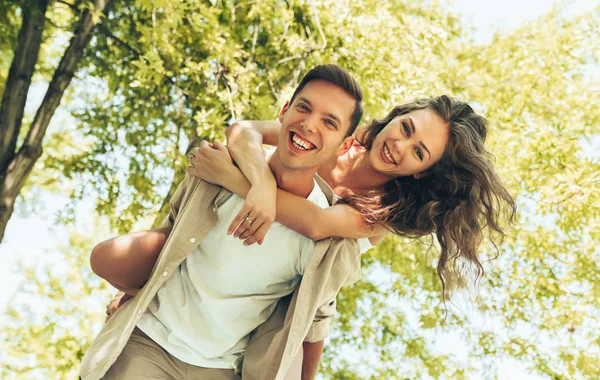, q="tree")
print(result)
[0,0,112,244]
[1,1,599,379]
